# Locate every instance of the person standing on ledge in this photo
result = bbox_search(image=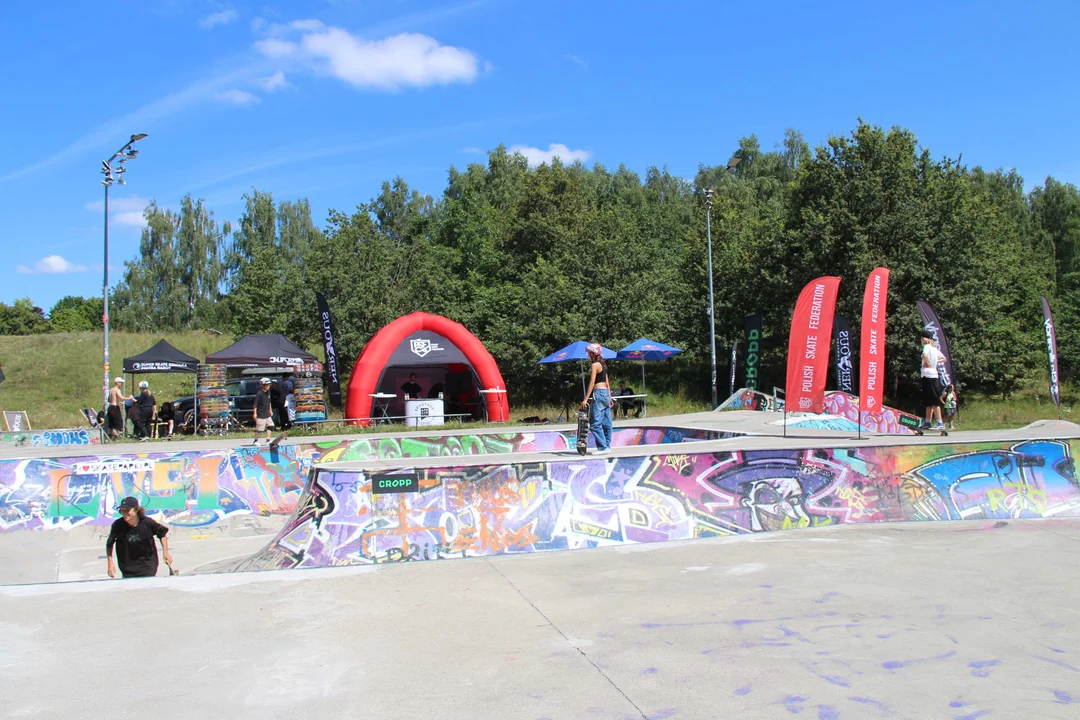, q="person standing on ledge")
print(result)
[580,342,614,455]
[253,377,273,446]
[920,330,946,430]
[106,496,172,579]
